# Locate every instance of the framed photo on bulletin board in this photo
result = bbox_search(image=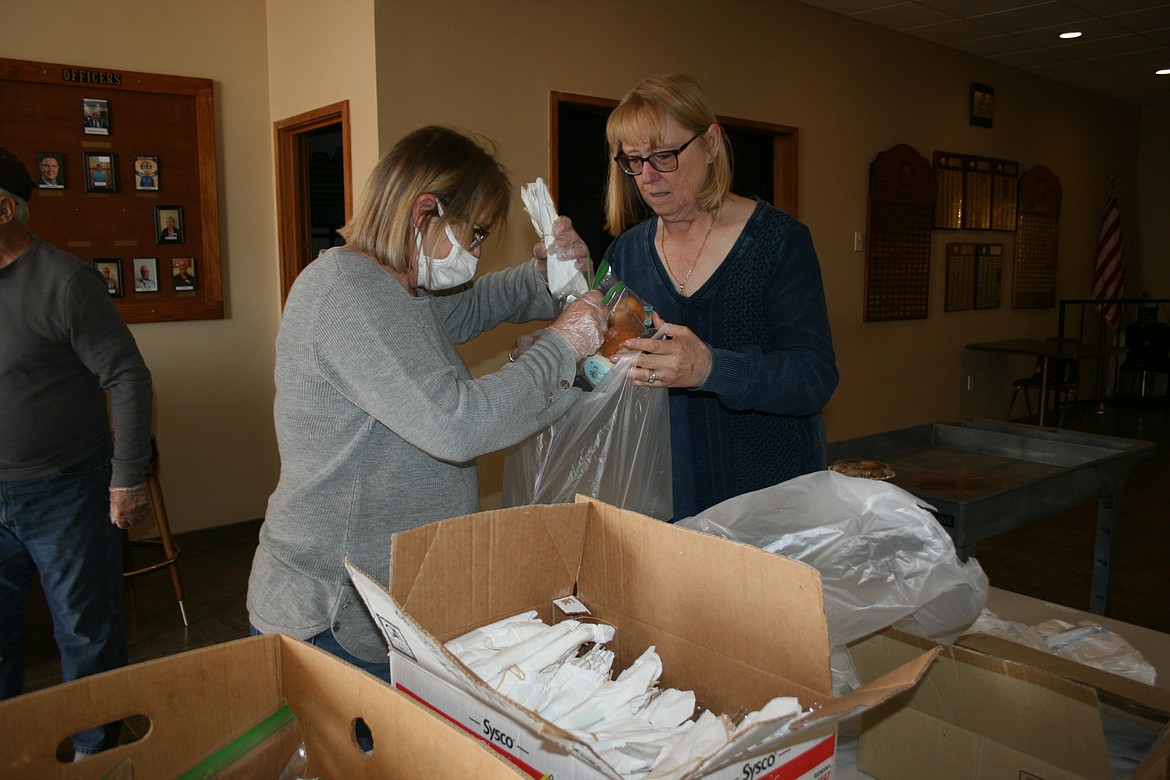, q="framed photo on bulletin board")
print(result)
[155,205,184,244]
[0,56,222,323]
[93,258,122,297]
[36,151,66,189]
[84,152,116,193]
[135,156,160,191]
